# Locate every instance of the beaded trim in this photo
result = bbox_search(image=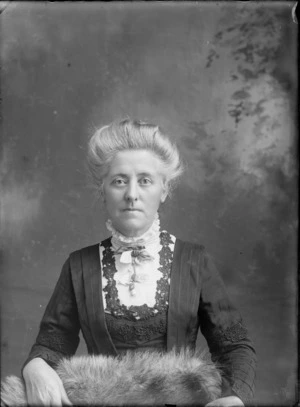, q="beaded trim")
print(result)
[102,231,173,321]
